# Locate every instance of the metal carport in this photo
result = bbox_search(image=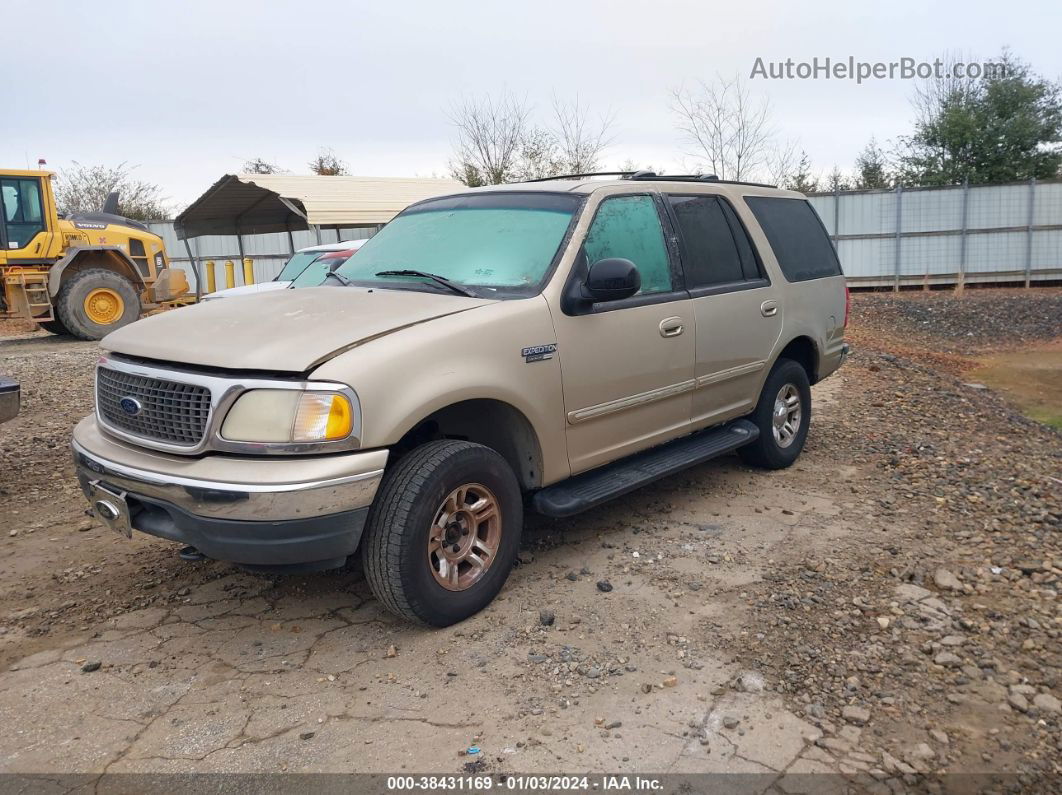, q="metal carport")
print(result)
[174,174,463,295]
